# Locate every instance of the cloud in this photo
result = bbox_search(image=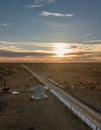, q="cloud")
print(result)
[61,51,101,62]
[85,33,91,37]
[39,11,75,17]
[0,50,54,58]
[24,4,43,8]
[34,0,55,4]
[65,51,101,57]
[0,41,29,52]
[84,40,101,44]
[0,41,101,62]
[25,0,55,8]
[0,41,55,53]
[48,0,55,2]
[70,45,77,49]
[0,41,16,45]
[34,36,39,40]
[0,23,11,27]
